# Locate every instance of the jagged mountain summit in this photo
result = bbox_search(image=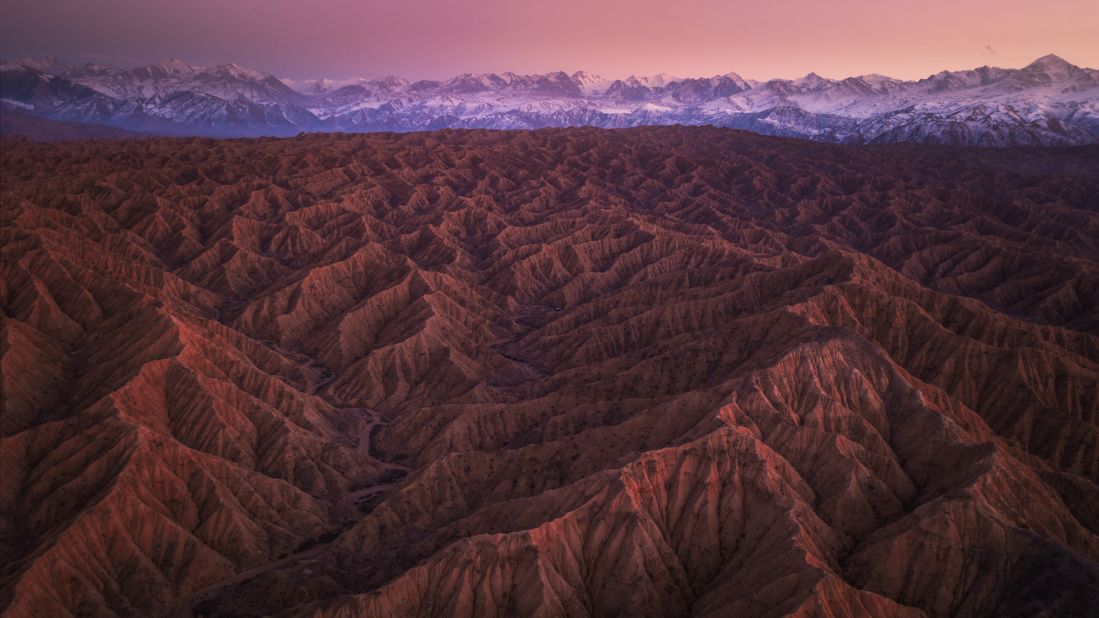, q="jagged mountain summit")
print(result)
[1,54,1097,144]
